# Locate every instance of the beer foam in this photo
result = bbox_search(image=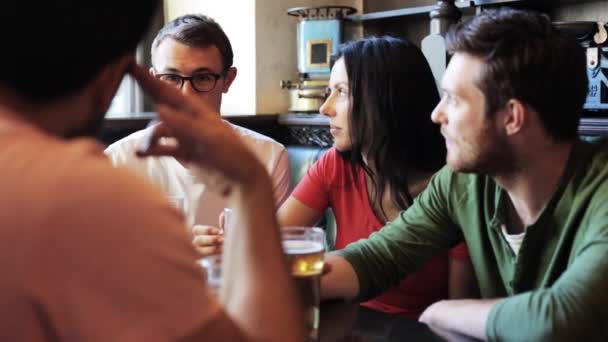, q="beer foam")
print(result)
[283,240,324,254]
